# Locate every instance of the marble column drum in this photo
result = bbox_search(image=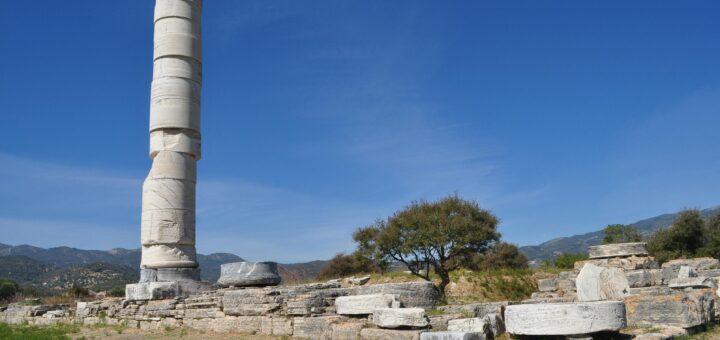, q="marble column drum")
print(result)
[141,0,202,273]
